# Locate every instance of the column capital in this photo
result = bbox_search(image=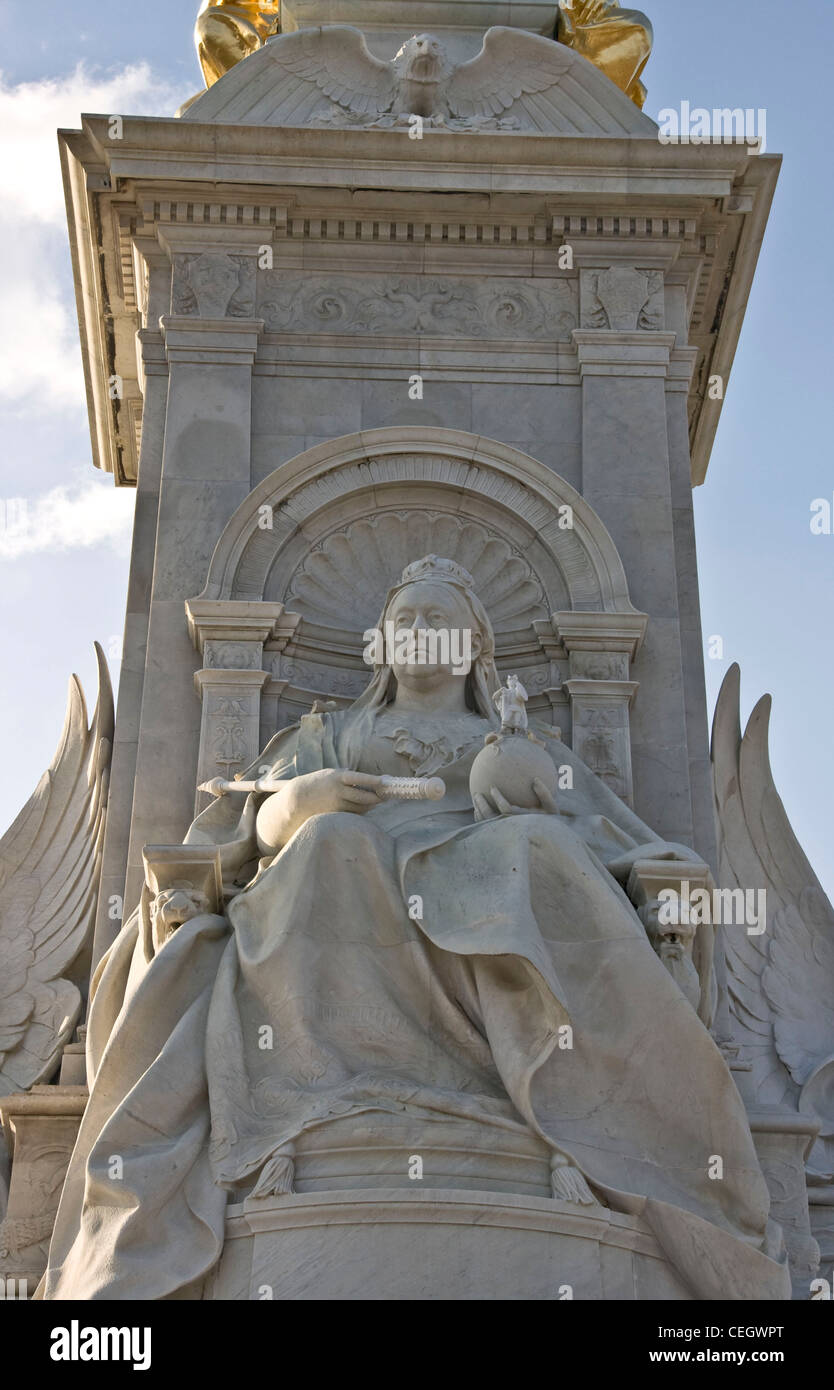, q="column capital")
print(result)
[185,599,301,654]
[552,610,648,661]
[193,667,270,698]
[666,344,699,394]
[571,330,678,379]
[564,678,639,708]
[160,315,265,366]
